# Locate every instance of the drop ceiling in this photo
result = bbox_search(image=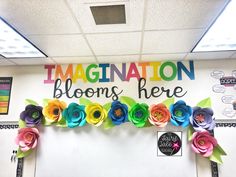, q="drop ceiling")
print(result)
[0,0,235,66]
